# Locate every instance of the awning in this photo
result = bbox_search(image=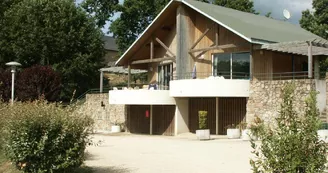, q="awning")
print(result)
[99,66,147,74]
[260,38,328,56]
